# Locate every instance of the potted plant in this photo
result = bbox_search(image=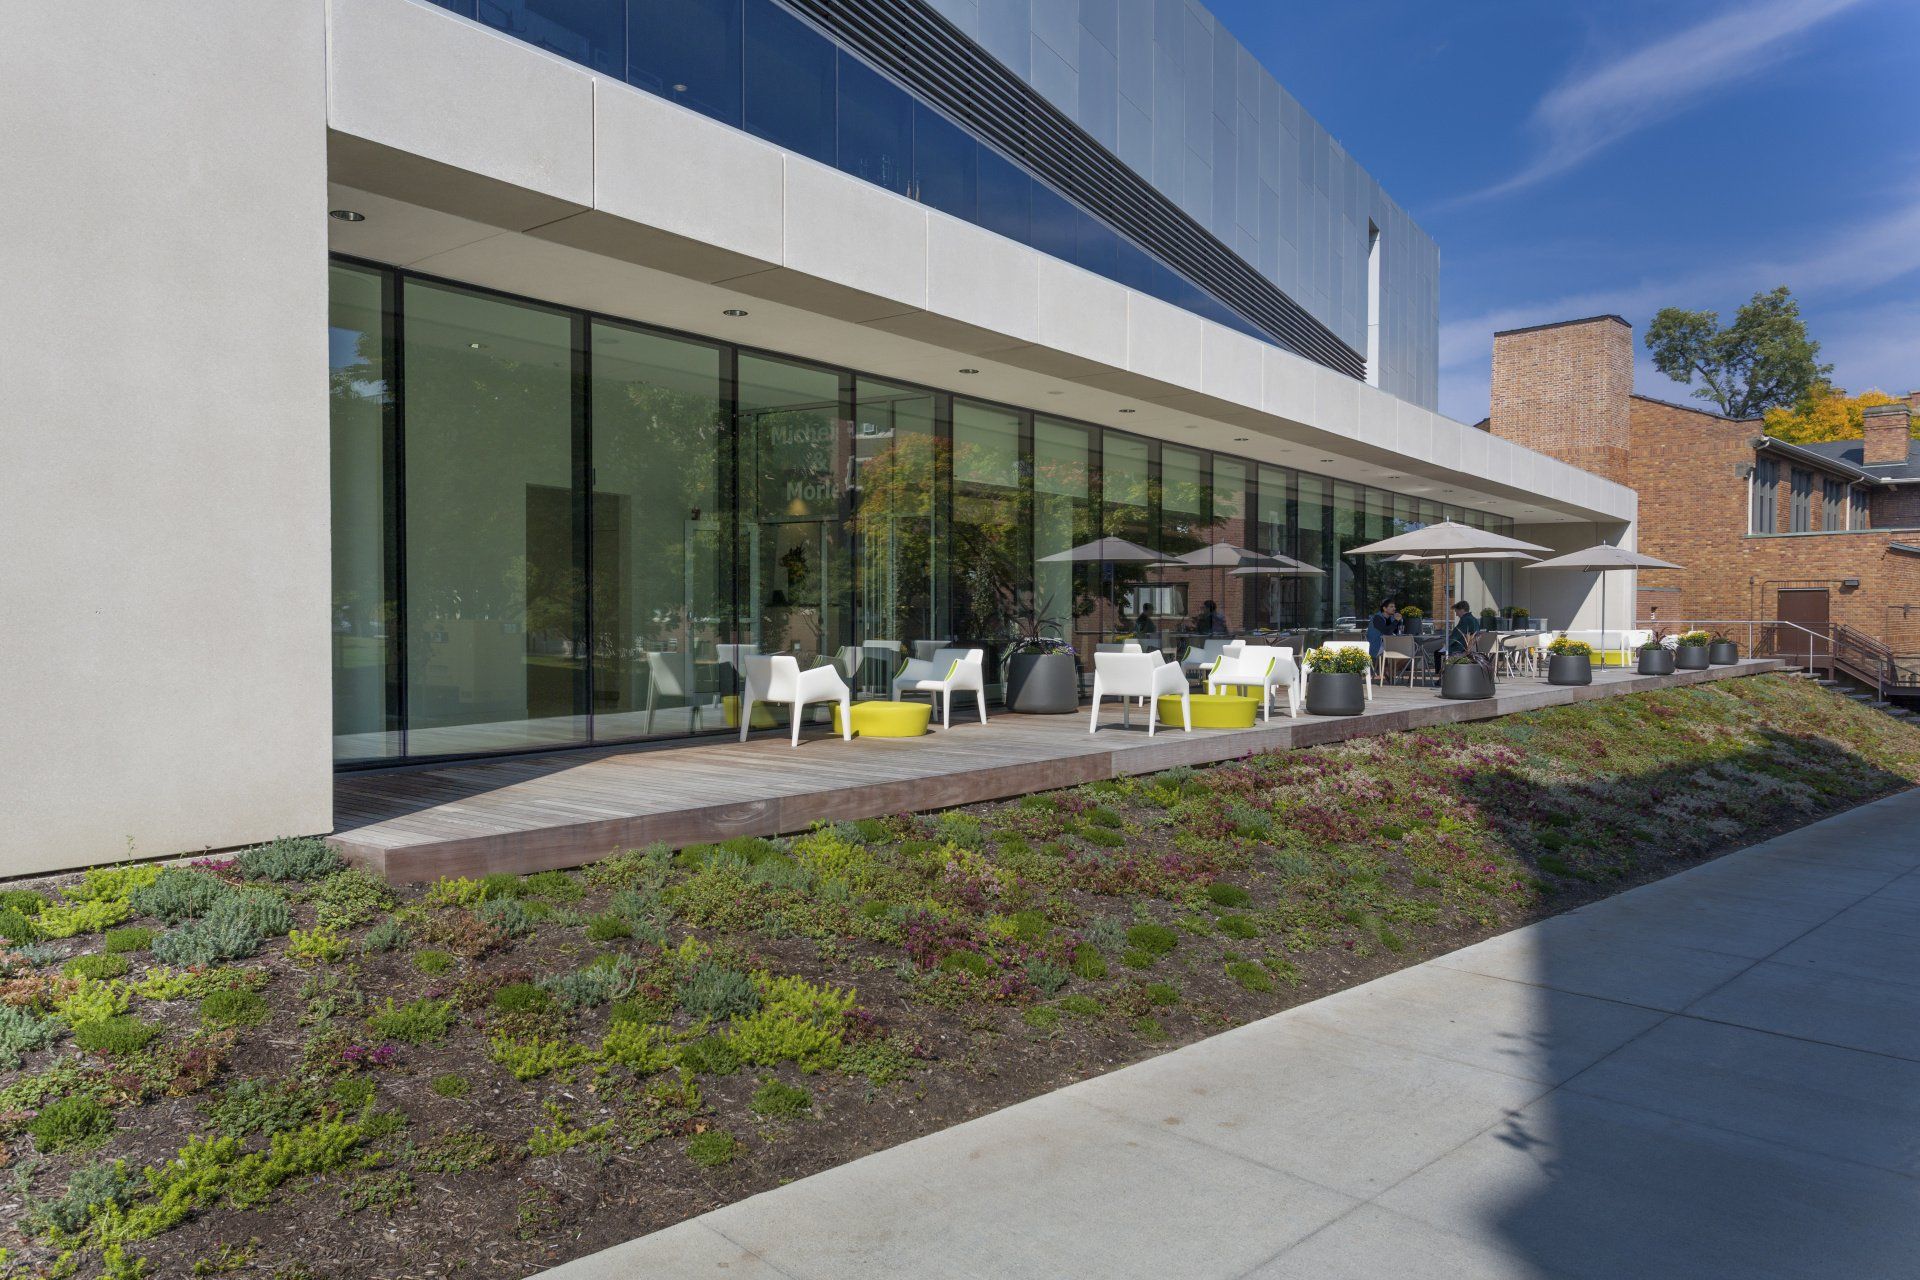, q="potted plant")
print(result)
[1637,628,1675,675]
[1400,605,1425,635]
[999,594,1080,713]
[1674,629,1711,670]
[1441,651,1496,700]
[1545,636,1592,686]
[1707,630,1740,665]
[1303,646,1369,716]
[1508,605,1531,630]
[1480,606,1502,633]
